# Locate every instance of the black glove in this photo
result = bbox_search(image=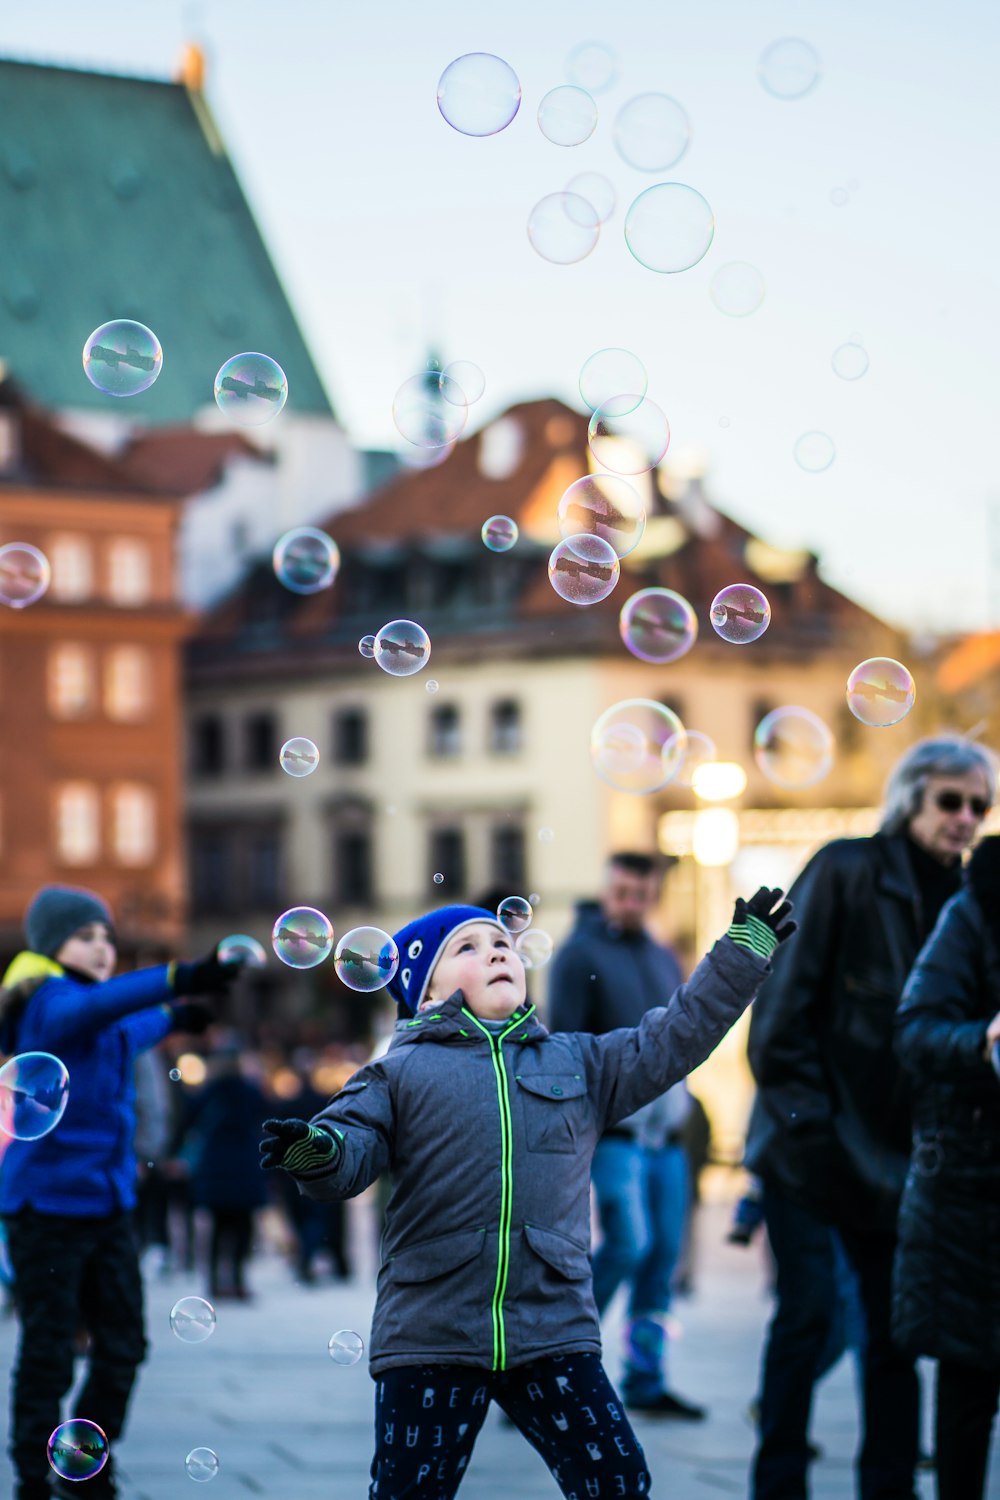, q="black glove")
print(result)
[171,946,244,997]
[168,1000,214,1034]
[259,1117,339,1173]
[727,887,797,960]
